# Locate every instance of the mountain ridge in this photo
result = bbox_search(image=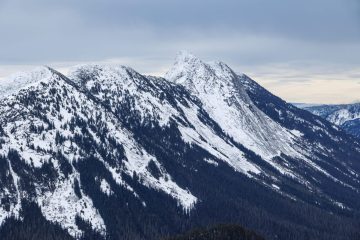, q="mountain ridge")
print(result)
[301,103,360,138]
[0,54,360,239]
